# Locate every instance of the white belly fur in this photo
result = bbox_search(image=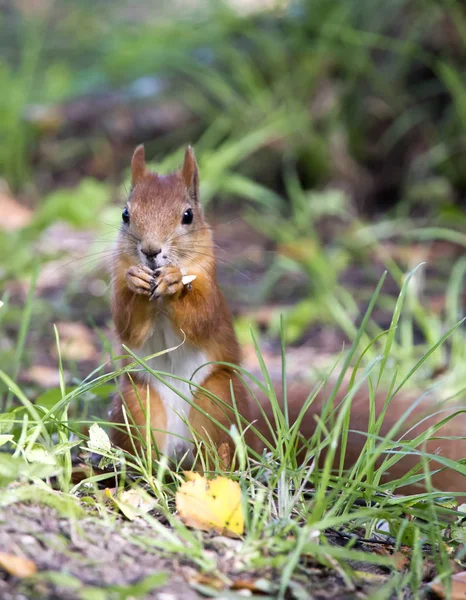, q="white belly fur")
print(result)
[132,314,211,464]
